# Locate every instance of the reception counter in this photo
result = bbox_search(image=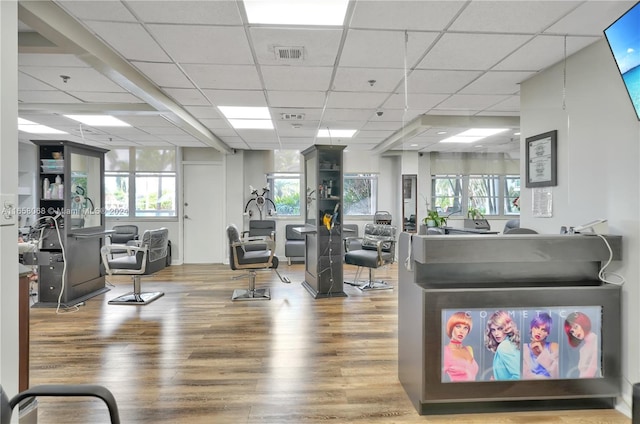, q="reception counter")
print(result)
[398,233,622,414]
